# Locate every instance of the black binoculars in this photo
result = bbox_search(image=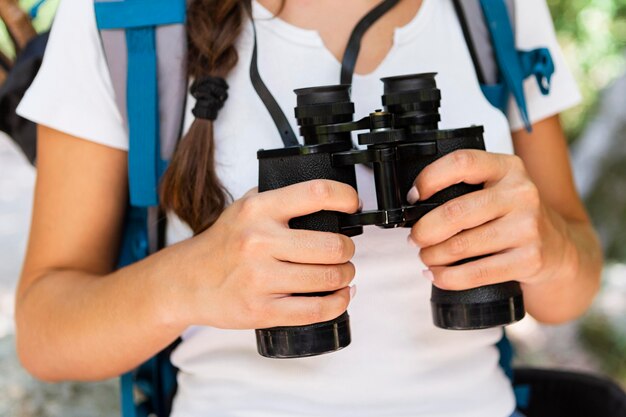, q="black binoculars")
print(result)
[255,73,525,359]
